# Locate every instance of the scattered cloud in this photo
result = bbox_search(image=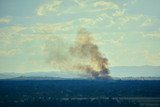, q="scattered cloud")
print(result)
[0,20,75,51]
[113,9,125,17]
[30,21,74,33]
[0,17,12,24]
[93,1,119,11]
[0,49,20,57]
[57,8,75,16]
[141,18,152,27]
[37,0,62,16]
[97,35,124,47]
[78,18,96,25]
[141,31,160,39]
[123,0,138,7]
[0,0,160,69]
[0,25,27,38]
[74,0,85,7]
